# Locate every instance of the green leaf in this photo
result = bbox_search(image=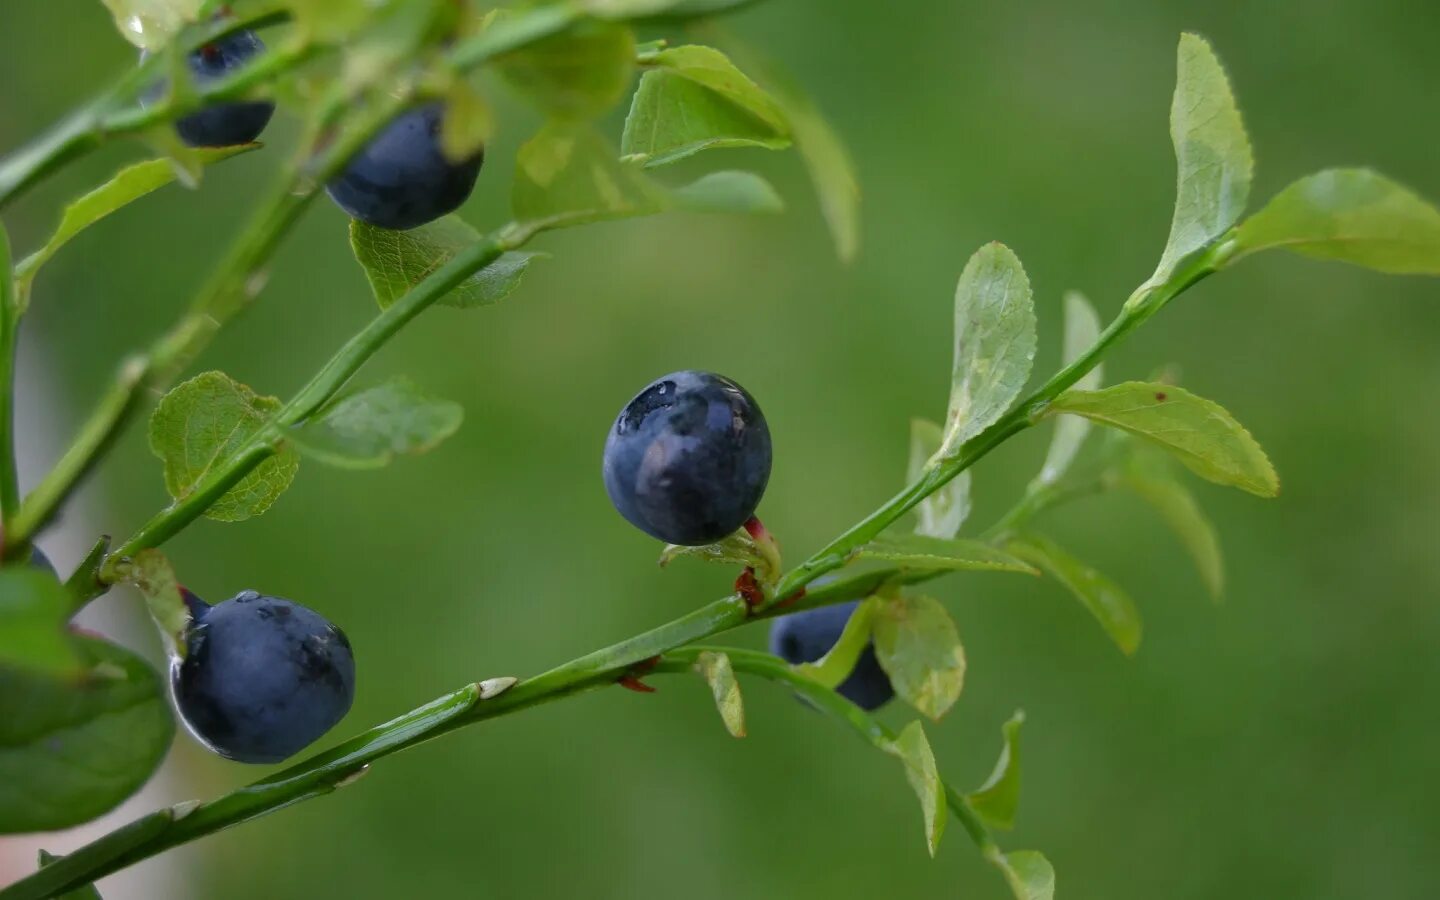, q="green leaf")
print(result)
[290,378,463,470]
[659,524,781,585]
[1122,458,1224,600]
[439,76,493,164]
[13,147,254,310]
[0,635,174,834]
[349,216,539,311]
[967,710,1025,830]
[0,570,82,677]
[693,650,745,738]
[496,20,636,121]
[584,0,760,17]
[513,124,780,234]
[1045,381,1278,497]
[1008,533,1141,655]
[1151,33,1252,284]
[886,720,946,856]
[1035,291,1103,486]
[113,549,192,659]
[940,243,1036,457]
[621,45,789,167]
[794,596,877,690]
[149,371,299,522]
[1232,169,1440,275]
[100,0,203,49]
[907,418,970,539]
[37,852,102,900]
[993,849,1056,900]
[857,534,1039,575]
[872,594,966,720]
